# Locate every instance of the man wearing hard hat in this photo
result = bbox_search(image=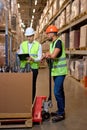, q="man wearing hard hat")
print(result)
[42,25,68,122]
[19,27,42,103]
